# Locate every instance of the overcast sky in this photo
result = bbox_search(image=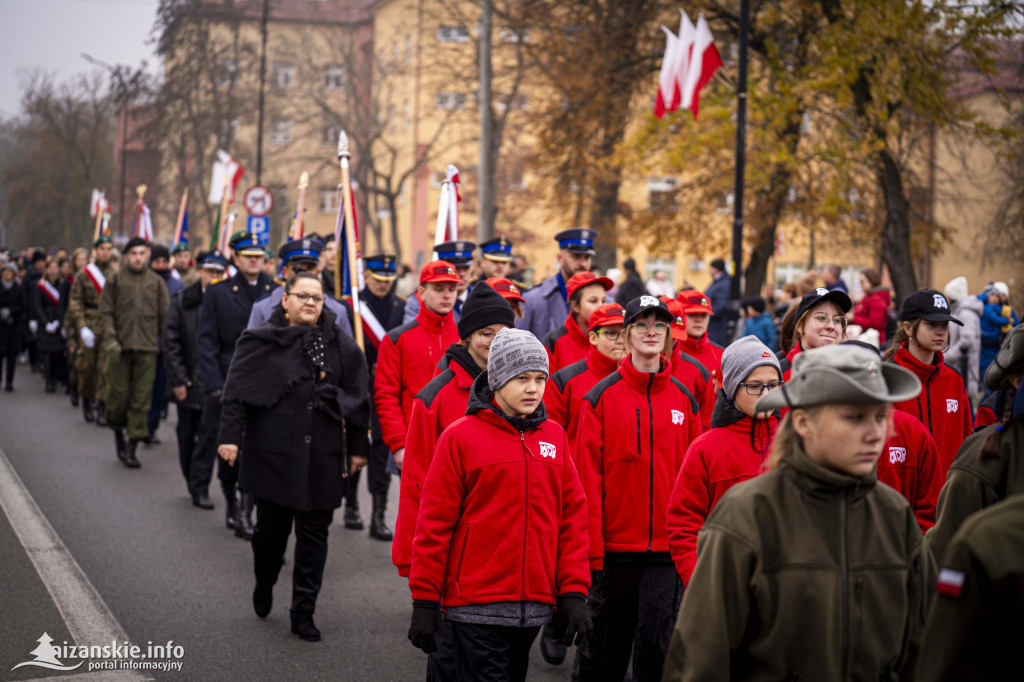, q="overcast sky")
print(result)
[0,0,159,118]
